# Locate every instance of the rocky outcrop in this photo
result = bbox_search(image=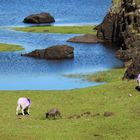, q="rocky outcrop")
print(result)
[23,12,55,24]
[67,34,104,43]
[22,45,74,60]
[97,0,140,79]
